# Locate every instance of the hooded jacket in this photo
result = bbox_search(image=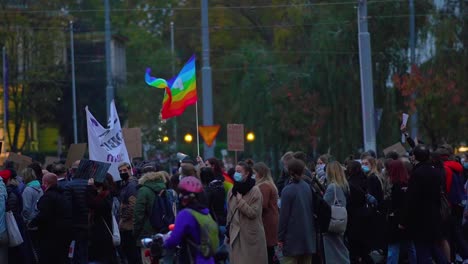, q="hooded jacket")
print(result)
[22,180,43,223]
[133,172,167,241]
[443,160,463,194]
